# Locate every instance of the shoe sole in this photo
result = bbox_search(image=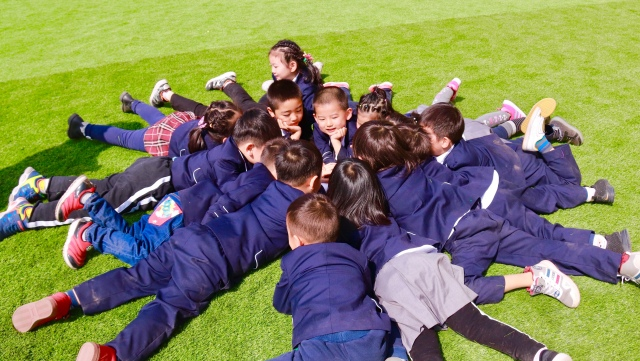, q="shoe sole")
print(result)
[63,219,84,270]
[539,260,581,308]
[520,98,557,133]
[12,297,57,333]
[55,175,88,222]
[550,117,583,146]
[8,167,35,205]
[77,342,101,361]
[205,72,236,90]
[149,79,168,107]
